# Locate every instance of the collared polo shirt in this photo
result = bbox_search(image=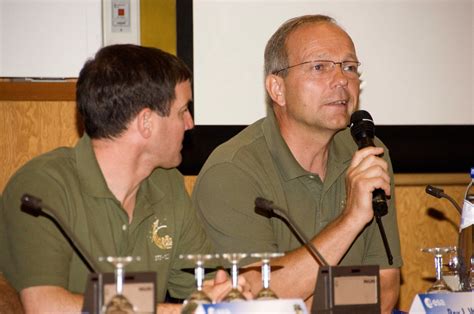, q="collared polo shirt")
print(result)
[193,111,402,269]
[1,135,212,301]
